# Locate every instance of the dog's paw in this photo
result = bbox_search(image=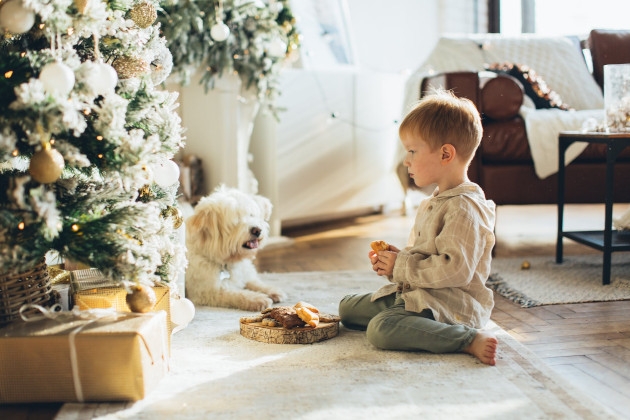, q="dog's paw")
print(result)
[243,295,274,312]
[267,290,287,303]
